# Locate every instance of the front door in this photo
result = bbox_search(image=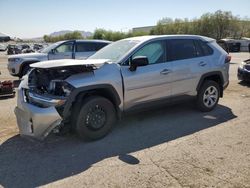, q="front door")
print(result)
[48,41,74,60]
[121,40,172,110]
